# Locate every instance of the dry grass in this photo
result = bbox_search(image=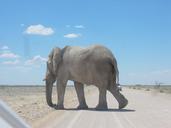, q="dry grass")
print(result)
[127,85,171,94]
[145,88,150,91]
